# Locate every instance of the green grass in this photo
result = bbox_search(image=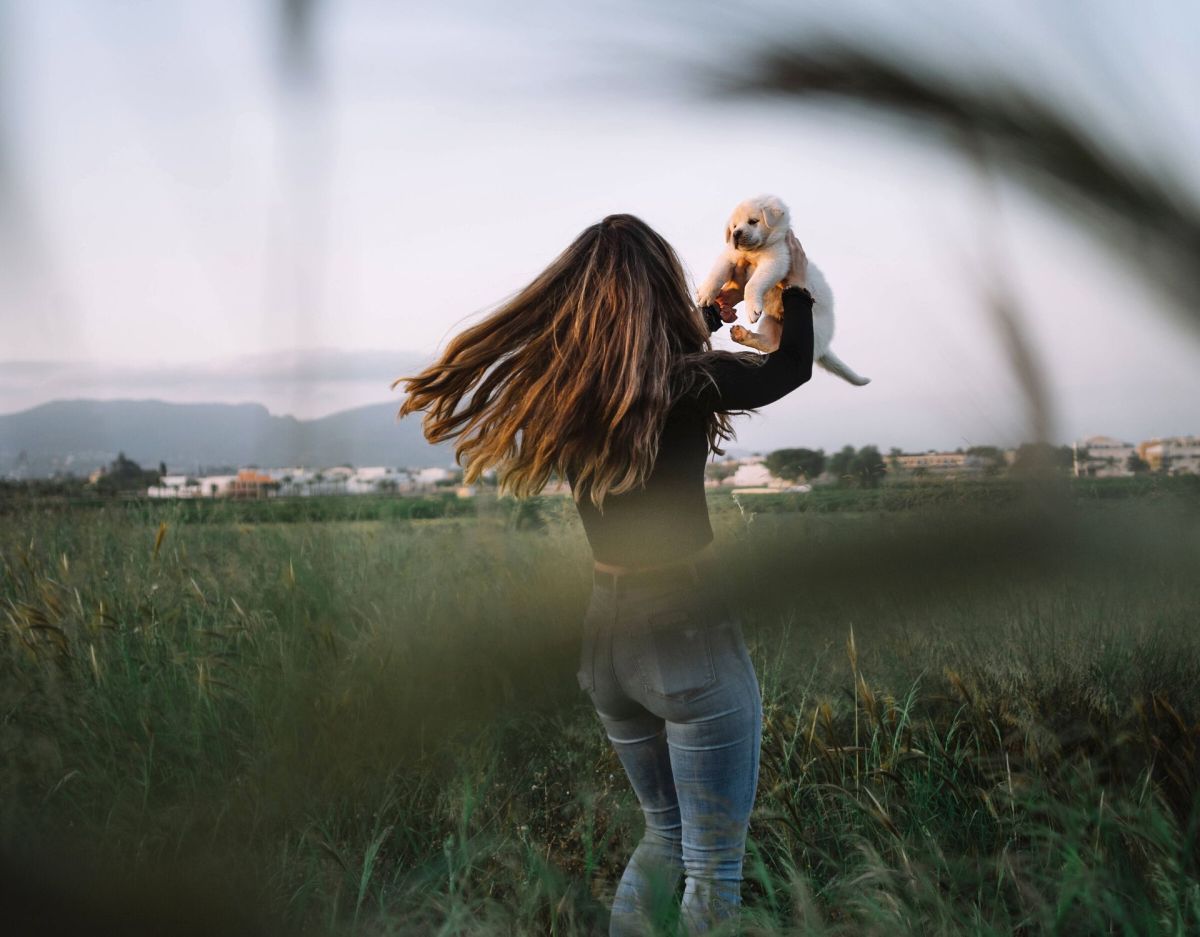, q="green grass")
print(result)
[2,479,1199,934]
[6,474,1194,525]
